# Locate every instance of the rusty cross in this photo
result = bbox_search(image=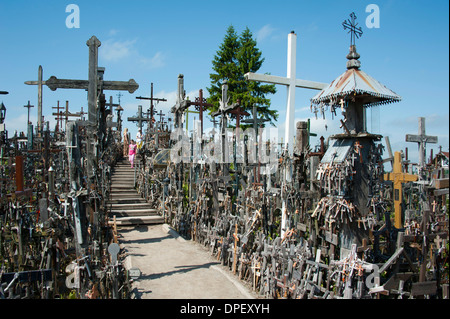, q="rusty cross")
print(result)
[190,89,213,138]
